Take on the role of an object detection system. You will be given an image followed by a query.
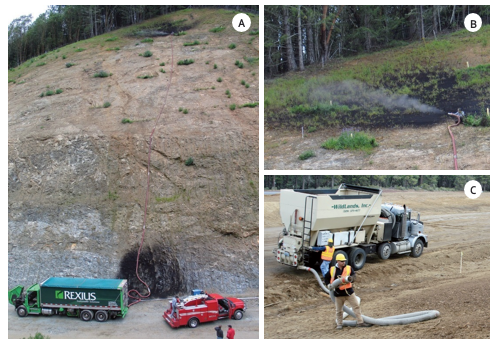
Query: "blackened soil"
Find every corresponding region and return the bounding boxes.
[118,245,185,299]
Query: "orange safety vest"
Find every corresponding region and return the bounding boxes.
[330,265,352,290]
[321,246,335,261]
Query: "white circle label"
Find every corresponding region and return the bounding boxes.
[232,13,251,32]
[464,180,482,199]
[464,13,482,32]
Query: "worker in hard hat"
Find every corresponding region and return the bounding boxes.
[311,238,335,277]
[325,253,370,329]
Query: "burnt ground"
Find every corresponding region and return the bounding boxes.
[264,191,490,339]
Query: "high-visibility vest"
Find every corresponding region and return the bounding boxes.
[321,246,335,261]
[330,265,352,290]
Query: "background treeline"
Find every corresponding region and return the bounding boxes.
[264,175,490,191]
[8,5,259,69]
[264,5,490,78]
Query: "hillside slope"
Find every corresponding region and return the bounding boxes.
[264,26,489,170]
[8,8,259,296]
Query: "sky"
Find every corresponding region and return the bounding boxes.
[6,4,51,26]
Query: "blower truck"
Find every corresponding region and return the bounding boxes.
[273,184,428,270]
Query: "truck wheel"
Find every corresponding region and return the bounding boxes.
[410,238,424,258]
[349,247,367,270]
[188,317,199,328]
[377,242,391,260]
[16,306,28,317]
[331,250,349,266]
[233,310,244,320]
[95,310,109,322]
[80,310,94,322]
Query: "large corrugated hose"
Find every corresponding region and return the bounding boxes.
[299,266,440,326]
[447,113,461,170]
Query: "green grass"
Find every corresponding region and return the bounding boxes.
[217,77,222,82]
[137,74,154,79]
[65,62,75,68]
[121,118,133,124]
[103,101,111,108]
[174,31,187,36]
[143,50,153,57]
[141,38,154,43]
[185,157,194,166]
[229,104,236,111]
[94,70,111,78]
[298,150,315,160]
[178,59,194,65]
[240,102,259,108]
[184,40,200,46]
[106,37,118,42]
[321,131,378,153]
[228,43,236,49]
[209,26,225,33]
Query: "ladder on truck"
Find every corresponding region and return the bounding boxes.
[302,195,316,266]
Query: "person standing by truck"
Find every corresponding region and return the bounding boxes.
[311,238,335,277]
[171,296,181,318]
[325,254,370,329]
[227,325,235,339]
[214,325,223,339]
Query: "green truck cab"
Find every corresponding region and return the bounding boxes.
[9,277,129,322]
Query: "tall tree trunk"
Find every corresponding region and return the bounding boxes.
[297,6,305,71]
[419,5,425,40]
[450,5,456,25]
[283,6,297,71]
[306,18,315,64]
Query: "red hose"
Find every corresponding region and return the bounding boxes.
[447,113,460,170]
[128,35,175,307]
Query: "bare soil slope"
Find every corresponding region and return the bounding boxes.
[8,8,259,300]
[264,191,490,339]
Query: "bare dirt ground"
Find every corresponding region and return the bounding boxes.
[264,191,490,339]
[7,292,259,339]
[264,124,490,170]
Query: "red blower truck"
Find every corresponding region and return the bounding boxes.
[163,290,246,328]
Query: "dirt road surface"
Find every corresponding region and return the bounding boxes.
[264,191,490,339]
[8,294,258,339]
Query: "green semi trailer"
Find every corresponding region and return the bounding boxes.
[8,277,129,322]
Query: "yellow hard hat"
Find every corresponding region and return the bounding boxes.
[335,253,347,261]
[328,238,334,243]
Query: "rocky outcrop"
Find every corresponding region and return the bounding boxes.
[8,9,259,296]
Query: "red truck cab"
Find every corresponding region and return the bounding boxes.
[163,292,246,328]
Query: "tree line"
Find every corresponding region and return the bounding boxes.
[264,5,490,78]
[8,5,259,69]
[264,175,490,192]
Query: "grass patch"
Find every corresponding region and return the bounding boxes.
[185,157,194,166]
[229,104,237,111]
[94,70,111,78]
[121,118,133,124]
[174,31,187,36]
[65,62,75,68]
[103,101,111,108]
[249,29,259,35]
[142,50,153,57]
[184,40,200,46]
[106,37,118,42]
[217,77,222,82]
[178,59,194,65]
[299,150,316,160]
[137,74,154,79]
[141,38,154,43]
[156,194,180,203]
[228,43,236,49]
[240,102,259,108]
[321,131,378,153]
[235,60,244,68]
[209,26,225,33]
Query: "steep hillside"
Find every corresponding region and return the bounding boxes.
[8,8,259,296]
[264,26,489,170]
